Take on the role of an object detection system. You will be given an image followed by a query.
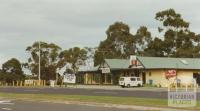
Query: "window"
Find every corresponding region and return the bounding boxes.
[130,78,136,81]
[137,78,140,81]
[149,72,151,76]
[119,78,124,81]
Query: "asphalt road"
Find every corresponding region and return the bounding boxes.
[0,99,140,111]
[0,87,167,99]
[0,87,199,100]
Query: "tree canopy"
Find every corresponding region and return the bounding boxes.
[94,9,200,66]
[0,58,25,83]
[94,22,152,66]
[25,42,62,81]
[59,47,87,72]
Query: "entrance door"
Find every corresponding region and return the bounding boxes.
[193,73,200,85]
[142,72,146,84]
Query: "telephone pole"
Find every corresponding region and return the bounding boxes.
[38,41,41,81]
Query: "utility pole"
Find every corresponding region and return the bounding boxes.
[38,41,41,81]
[96,49,111,84]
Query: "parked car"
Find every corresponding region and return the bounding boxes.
[119,77,143,88]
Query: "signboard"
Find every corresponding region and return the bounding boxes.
[130,55,136,65]
[130,55,138,66]
[63,73,76,83]
[50,80,55,87]
[101,68,110,73]
[131,60,138,65]
[166,70,176,78]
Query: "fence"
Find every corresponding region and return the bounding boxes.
[0,80,46,87]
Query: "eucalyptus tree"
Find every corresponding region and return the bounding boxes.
[94,22,153,66]
[0,58,25,83]
[144,37,165,57]
[59,47,87,72]
[94,22,135,66]
[155,8,196,57]
[25,42,62,81]
[134,26,152,55]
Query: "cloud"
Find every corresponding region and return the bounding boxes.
[0,0,200,67]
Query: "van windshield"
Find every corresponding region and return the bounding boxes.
[119,78,124,81]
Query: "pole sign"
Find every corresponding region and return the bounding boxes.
[50,80,55,87]
[63,73,76,84]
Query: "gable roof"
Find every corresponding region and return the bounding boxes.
[137,56,200,69]
[104,59,130,69]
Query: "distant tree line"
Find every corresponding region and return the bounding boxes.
[0,44,87,83]
[1,8,200,83]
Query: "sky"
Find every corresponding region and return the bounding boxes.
[0,0,200,67]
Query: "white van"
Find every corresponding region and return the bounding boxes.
[119,77,143,88]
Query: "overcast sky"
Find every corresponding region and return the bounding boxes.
[0,0,200,67]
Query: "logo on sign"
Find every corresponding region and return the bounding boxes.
[166,70,176,78]
[168,79,197,107]
[64,73,76,83]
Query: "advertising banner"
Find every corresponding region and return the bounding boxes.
[63,73,76,84]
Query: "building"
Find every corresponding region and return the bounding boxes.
[77,56,200,87]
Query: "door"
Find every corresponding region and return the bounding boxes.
[142,72,146,84]
[130,78,137,86]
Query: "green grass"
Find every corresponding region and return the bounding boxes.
[0,92,199,110]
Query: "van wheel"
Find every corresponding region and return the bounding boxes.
[127,84,130,88]
[137,84,141,87]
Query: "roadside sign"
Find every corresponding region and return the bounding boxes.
[50,80,55,87]
[101,68,110,73]
[63,73,76,83]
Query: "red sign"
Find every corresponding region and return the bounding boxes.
[165,70,176,78]
[131,60,138,65]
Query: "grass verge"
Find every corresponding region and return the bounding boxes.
[0,92,199,110]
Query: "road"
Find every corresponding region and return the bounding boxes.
[0,99,142,111]
[0,87,199,100]
[0,87,168,99]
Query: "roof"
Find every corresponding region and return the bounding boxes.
[78,66,99,72]
[104,59,130,69]
[79,56,200,73]
[137,56,200,69]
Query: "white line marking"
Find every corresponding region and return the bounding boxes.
[0,100,14,105]
[24,90,39,92]
[0,100,11,103]
[0,103,14,105]
[2,108,12,110]
[94,91,117,94]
